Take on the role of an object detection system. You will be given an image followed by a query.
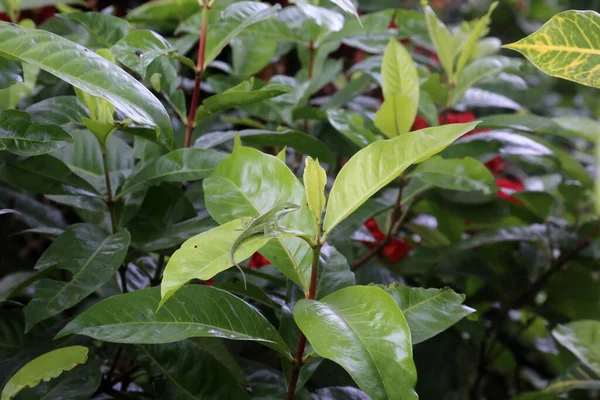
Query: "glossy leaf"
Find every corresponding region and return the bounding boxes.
[294,286,417,400]
[479,114,570,140]
[545,362,600,394]
[455,56,512,102]
[203,146,316,292]
[138,340,249,399]
[461,88,522,110]
[553,321,600,374]
[195,129,334,164]
[323,122,479,237]
[1,346,88,400]
[409,156,496,194]
[375,94,414,138]
[111,30,173,78]
[326,109,381,147]
[118,148,225,198]
[25,96,89,126]
[0,155,100,197]
[379,283,475,344]
[60,11,129,47]
[0,109,72,156]
[316,245,355,299]
[57,286,290,357]
[424,5,455,83]
[504,10,600,88]
[454,2,497,79]
[303,157,327,227]
[159,218,269,307]
[23,223,130,331]
[203,2,282,68]
[0,21,173,147]
[0,56,21,89]
[326,0,359,21]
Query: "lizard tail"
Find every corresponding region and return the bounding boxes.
[229,253,248,290]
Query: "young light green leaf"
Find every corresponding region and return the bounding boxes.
[553,321,600,374]
[303,157,327,227]
[381,39,419,120]
[23,224,130,331]
[378,283,476,344]
[159,218,270,308]
[503,10,600,89]
[1,346,88,400]
[0,21,173,148]
[374,93,414,138]
[0,0,20,22]
[203,147,316,293]
[0,109,72,156]
[57,286,291,357]
[408,156,496,194]
[294,286,417,400]
[424,5,455,83]
[323,122,479,237]
[454,2,497,79]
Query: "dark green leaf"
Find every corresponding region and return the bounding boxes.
[0,21,173,147]
[545,362,600,394]
[378,283,475,344]
[111,30,173,78]
[553,320,600,373]
[57,286,291,357]
[0,109,72,156]
[409,156,496,194]
[316,245,355,299]
[25,96,89,126]
[478,114,571,140]
[23,223,130,331]
[0,55,22,89]
[60,11,129,47]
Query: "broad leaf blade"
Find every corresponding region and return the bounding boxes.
[60,11,129,47]
[0,109,72,156]
[57,286,290,357]
[503,10,600,88]
[294,286,417,400]
[303,157,327,226]
[159,218,269,307]
[409,156,496,194]
[323,122,479,236]
[553,321,600,374]
[23,224,130,331]
[379,283,475,344]
[0,21,173,147]
[0,56,22,89]
[1,346,88,400]
[111,30,173,78]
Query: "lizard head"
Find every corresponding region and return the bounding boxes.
[276,202,300,218]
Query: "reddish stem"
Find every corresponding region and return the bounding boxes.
[184,4,209,148]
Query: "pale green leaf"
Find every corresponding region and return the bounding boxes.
[323,122,479,237]
[454,2,497,79]
[374,94,414,138]
[553,320,600,374]
[503,10,600,89]
[303,156,327,227]
[294,286,417,400]
[424,5,455,83]
[381,39,419,116]
[1,346,88,400]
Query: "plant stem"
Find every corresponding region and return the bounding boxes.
[101,145,118,233]
[286,241,322,400]
[184,3,210,148]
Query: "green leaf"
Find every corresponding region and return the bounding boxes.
[117,148,225,199]
[454,56,512,102]
[303,156,327,227]
[326,0,360,22]
[194,129,334,164]
[0,154,100,197]
[138,341,249,399]
[374,94,414,138]
[294,286,417,400]
[478,114,571,140]
[454,2,497,79]
[111,30,173,78]
[159,218,269,308]
[57,286,291,357]
[1,346,88,400]
[203,147,316,292]
[25,96,89,126]
[0,0,19,22]
[553,321,600,374]
[0,56,21,89]
[545,362,600,394]
[326,109,381,147]
[60,11,129,47]
[0,21,173,148]
[0,109,72,156]
[323,122,479,237]
[552,116,600,142]
[231,35,277,80]
[203,2,282,68]
[408,156,496,194]
[503,10,600,89]
[23,223,130,331]
[378,283,475,344]
[316,245,355,299]
[127,0,200,29]
[380,38,419,131]
[424,5,455,83]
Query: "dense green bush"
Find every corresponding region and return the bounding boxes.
[1,0,599,399]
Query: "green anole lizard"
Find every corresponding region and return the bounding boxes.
[229,202,300,289]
